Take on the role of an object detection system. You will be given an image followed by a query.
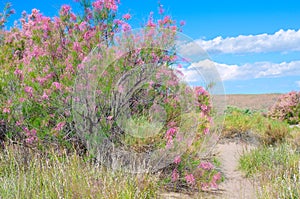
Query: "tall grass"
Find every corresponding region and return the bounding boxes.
[239,143,300,198]
[0,145,158,199]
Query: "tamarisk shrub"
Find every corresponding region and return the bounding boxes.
[268,91,300,125]
[0,0,221,191]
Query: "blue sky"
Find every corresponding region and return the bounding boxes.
[3,0,300,94]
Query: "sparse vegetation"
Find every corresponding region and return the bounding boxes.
[221,106,290,145]
[239,143,300,198]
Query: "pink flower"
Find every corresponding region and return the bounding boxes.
[107,116,113,120]
[203,127,209,135]
[185,174,195,185]
[195,86,206,95]
[122,23,131,32]
[61,5,71,15]
[212,172,222,182]
[171,169,179,182]
[210,181,218,189]
[166,127,177,137]
[83,30,95,41]
[198,161,214,170]
[73,42,82,52]
[9,9,15,14]
[55,122,66,131]
[70,13,77,21]
[25,128,38,144]
[170,26,177,32]
[166,138,173,149]
[30,129,37,136]
[174,156,181,164]
[36,77,47,85]
[201,182,209,191]
[163,16,171,24]
[122,13,131,20]
[79,21,87,31]
[147,12,156,28]
[201,104,208,111]
[180,20,186,26]
[42,92,49,100]
[159,4,164,15]
[3,107,10,113]
[14,68,23,81]
[95,0,118,11]
[52,82,62,90]
[16,120,23,126]
[106,1,118,11]
[24,86,33,96]
[92,0,104,10]
[114,19,123,25]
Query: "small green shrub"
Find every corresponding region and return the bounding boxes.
[222,106,290,145]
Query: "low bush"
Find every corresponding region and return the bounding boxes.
[222,106,290,145]
[268,91,300,125]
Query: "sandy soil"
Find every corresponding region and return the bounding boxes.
[214,141,257,199]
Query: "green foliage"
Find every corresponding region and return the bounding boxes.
[222,106,290,145]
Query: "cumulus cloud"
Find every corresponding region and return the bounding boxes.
[180,59,300,82]
[196,29,300,54]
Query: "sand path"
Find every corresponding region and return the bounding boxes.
[214,141,257,199]
[160,140,258,199]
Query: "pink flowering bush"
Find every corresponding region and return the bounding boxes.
[0,0,222,192]
[268,91,300,125]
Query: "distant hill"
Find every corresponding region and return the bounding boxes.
[225,93,281,112]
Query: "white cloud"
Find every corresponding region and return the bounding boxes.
[196,29,300,54]
[180,59,300,82]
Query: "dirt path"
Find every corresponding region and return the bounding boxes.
[160,140,258,199]
[214,141,257,199]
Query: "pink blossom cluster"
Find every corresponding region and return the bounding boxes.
[268,91,300,124]
[198,161,214,170]
[165,127,177,148]
[24,128,38,144]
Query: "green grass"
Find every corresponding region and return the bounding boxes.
[221,106,291,145]
[0,145,159,199]
[239,143,300,198]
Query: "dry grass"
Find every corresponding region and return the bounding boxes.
[0,144,159,199]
